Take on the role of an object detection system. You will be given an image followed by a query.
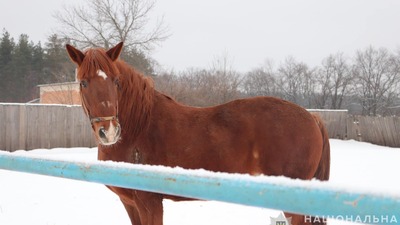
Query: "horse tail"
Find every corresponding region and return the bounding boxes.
[312,114,330,181]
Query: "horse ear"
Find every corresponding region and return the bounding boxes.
[66,44,85,66]
[107,42,123,61]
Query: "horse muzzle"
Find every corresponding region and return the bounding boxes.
[97,122,121,146]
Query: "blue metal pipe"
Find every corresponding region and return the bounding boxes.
[0,151,399,224]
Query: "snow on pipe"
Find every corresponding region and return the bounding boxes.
[0,151,399,223]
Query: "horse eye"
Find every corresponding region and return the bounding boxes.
[80,80,88,88]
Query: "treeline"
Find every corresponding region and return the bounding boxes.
[155,47,400,116]
[0,30,74,102]
[2,29,400,116]
[0,29,153,103]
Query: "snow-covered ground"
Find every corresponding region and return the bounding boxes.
[0,139,399,225]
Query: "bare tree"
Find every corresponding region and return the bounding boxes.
[154,53,242,107]
[180,69,217,106]
[54,0,169,51]
[208,53,242,105]
[169,68,241,107]
[276,56,316,107]
[353,46,400,116]
[315,53,353,109]
[242,60,277,97]
[154,71,194,104]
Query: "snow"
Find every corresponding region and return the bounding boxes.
[0,139,399,225]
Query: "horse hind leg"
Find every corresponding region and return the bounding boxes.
[122,201,142,225]
[282,117,330,225]
[305,114,330,225]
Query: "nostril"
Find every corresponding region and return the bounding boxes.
[99,127,106,139]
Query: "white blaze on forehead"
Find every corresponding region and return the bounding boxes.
[97,70,108,80]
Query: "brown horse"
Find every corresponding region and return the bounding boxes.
[66,42,330,225]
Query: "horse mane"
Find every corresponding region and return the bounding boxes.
[115,60,154,143]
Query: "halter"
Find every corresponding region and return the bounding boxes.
[90,115,118,124]
[85,102,119,125]
[79,84,119,125]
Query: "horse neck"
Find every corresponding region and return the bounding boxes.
[117,61,155,143]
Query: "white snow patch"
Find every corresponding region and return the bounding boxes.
[0,139,399,225]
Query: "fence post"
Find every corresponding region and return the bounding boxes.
[18,104,27,150]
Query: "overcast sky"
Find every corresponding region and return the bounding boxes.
[1,0,400,72]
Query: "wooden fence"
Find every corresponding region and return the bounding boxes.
[308,110,348,140]
[1,104,400,152]
[310,110,400,148]
[0,103,96,151]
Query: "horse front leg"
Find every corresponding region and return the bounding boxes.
[134,191,164,225]
[122,200,142,225]
[120,190,163,225]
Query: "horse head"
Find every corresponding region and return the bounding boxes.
[66,42,123,146]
